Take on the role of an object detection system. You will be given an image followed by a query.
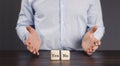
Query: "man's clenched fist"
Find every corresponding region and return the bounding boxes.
[82,26,101,55]
[25,25,41,56]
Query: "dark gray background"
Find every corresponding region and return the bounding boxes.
[0,0,120,50]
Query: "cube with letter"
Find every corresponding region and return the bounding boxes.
[51,50,60,60]
[61,50,70,60]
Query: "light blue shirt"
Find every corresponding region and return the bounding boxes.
[16,0,105,50]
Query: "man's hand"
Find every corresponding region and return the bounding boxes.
[25,25,41,56]
[82,26,101,55]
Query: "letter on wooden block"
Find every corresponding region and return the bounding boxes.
[61,50,70,60]
[51,50,60,60]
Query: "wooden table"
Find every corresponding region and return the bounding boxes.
[0,51,120,66]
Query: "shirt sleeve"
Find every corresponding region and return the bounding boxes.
[16,0,34,43]
[87,0,105,40]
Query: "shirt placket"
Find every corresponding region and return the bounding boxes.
[59,0,65,49]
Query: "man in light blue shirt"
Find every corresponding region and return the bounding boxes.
[16,0,105,55]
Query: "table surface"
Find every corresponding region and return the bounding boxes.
[0,50,120,66]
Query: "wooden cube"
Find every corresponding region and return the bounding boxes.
[61,50,70,60]
[51,50,60,60]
